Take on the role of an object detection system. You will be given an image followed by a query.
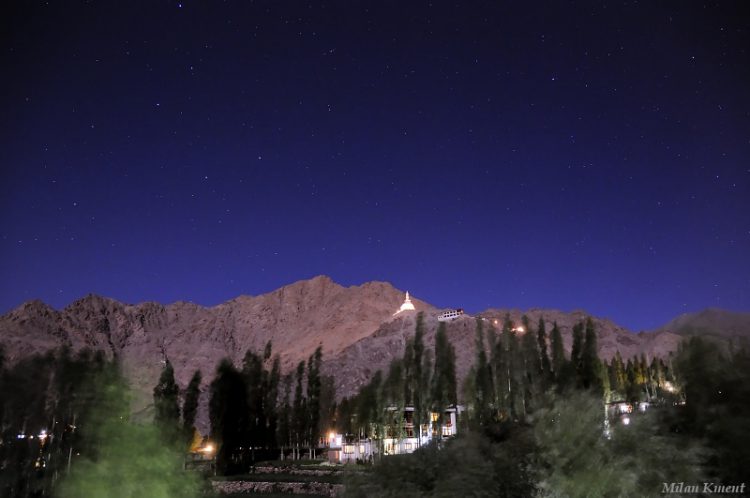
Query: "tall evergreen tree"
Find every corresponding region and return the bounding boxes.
[411,312,428,437]
[580,317,602,393]
[537,317,551,382]
[242,349,264,457]
[520,315,542,414]
[491,316,513,418]
[402,338,415,406]
[550,322,565,376]
[306,346,323,454]
[264,354,281,448]
[182,370,202,447]
[292,360,307,457]
[318,374,337,438]
[432,322,458,426]
[209,359,249,474]
[610,352,626,395]
[504,319,522,418]
[570,322,584,379]
[277,373,293,458]
[153,360,180,437]
[625,359,640,402]
[473,318,494,425]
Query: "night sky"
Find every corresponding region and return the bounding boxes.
[2,1,749,331]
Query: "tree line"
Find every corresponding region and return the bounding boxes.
[467,314,678,425]
[344,315,750,497]
[0,347,198,498]
[153,341,336,475]
[336,313,458,449]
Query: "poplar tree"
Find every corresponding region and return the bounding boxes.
[432,322,457,427]
[570,322,584,384]
[610,352,626,395]
[153,360,180,437]
[306,346,323,455]
[182,370,202,448]
[580,317,602,393]
[209,359,249,474]
[264,354,281,448]
[492,316,513,417]
[537,317,551,382]
[503,319,522,418]
[550,322,568,389]
[473,318,494,425]
[412,313,426,433]
[520,315,542,414]
[292,361,307,457]
[243,349,264,458]
[550,322,565,375]
[277,373,292,458]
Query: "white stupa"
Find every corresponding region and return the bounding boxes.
[394,291,416,315]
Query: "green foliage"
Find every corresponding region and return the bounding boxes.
[345,429,535,498]
[532,391,703,498]
[671,337,750,482]
[0,349,117,497]
[57,366,199,498]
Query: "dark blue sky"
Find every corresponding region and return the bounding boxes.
[1,1,748,331]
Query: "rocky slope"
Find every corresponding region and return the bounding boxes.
[1,276,747,432]
[654,308,750,340]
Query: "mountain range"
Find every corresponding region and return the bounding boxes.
[1,275,748,432]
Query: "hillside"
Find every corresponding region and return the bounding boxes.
[655,308,750,340]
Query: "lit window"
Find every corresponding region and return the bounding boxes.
[343,445,354,454]
[359,444,365,454]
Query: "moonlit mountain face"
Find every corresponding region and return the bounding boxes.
[0,276,747,432]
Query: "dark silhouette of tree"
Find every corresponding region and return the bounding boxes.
[550,322,567,388]
[276,373,293,458]
[432,322,458,428]
[570,322,584,387]
[497,316,522,418]
[609,352,626,396]
[182,370,202,448]
[209,359,249,474]
[264,353,281,448]
[153,359,180,438]
[537,317,551,383]
[306,346,323,456]
[292,360,307,458]
[242,349,264,460]
[580,317,602,393]
[473,318,494,425]
[520,315,542,414]
[411,313,427,438]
